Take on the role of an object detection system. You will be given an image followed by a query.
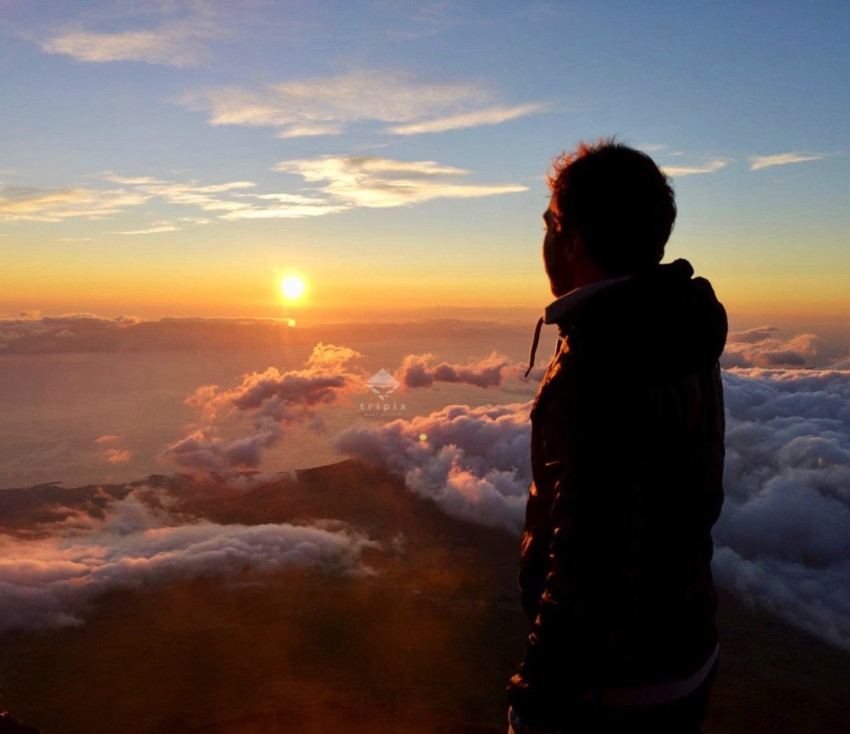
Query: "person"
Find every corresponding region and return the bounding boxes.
[507,140,727,733]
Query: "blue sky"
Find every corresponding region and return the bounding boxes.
[1,0,848,321]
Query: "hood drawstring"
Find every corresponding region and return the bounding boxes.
[524,316,544,378]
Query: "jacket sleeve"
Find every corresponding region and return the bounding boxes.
[507,361,644,727]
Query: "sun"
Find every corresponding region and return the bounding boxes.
[280,273,307,301]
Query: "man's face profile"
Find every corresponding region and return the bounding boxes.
[542,195,571,297]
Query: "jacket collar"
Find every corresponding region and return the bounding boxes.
[524,274,631,378]
[525,260,697,378]
[543,274,633,326]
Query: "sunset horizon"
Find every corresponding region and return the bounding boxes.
[1,2,849,732]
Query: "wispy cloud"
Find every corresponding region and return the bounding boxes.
[636,143,669,153]
[104,174,255,209]
[385,1,465,40]
[661,159,729,177]
[275,123,345,139]
[0,186,147,222]
[104,173,347,221]
[1,158,522,225]
[182,69,542,137]
[388,103,545,135]
[275,156,527,208]
[749,152,826,171]
[115,224,180,235]
[40,8,221,68]
[1,171,350,225]
[218,196,349,220]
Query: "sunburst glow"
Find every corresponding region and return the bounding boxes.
[280,274,307,301]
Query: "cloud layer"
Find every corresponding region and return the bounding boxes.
[0,489,378,632]
[714,368,850,649]
[338,368,850,651]
[0,313,140,350]
[722,326,823,368]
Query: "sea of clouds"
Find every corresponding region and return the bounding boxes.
[0,488,379,632]
[1,324,849,652]
[337,362,850,651]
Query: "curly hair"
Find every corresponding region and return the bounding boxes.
[548,139,676,277]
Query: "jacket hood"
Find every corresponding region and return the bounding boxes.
[544,259,727,371]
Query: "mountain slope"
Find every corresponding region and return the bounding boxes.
[0,460,847,733]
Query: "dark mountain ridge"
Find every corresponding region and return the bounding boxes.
[0,460,848,733]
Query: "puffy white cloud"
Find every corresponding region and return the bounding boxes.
[94,434,131,465]
[275,155,526,208]
[181,69,541,138]
[104,449,131,464]
[336,402,531,533]
[164,344,363,471]
[0,490,379,632]
[165,345,528,472]
[722,326,823,368]
[749,152,826,171]
[397,352,512,388]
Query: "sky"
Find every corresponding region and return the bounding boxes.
[2,5,850,723]
[1,0,848,324]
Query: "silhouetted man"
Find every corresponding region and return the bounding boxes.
[507,141,727,733]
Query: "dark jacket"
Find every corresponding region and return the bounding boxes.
[507,259,727,728]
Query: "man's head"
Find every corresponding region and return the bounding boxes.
[543,139,676,297]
